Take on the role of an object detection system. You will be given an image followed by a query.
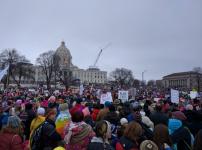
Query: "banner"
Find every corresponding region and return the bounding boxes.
[171,89,179,104]
[118,90,129,102]
[0,65,9,81]
[100,92,113,104]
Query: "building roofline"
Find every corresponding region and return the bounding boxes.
[163,71,202,79]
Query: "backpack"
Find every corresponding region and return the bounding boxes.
[30,121,47,150]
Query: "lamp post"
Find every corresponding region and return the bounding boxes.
[142,70,147,86]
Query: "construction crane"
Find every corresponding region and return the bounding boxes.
[91,43,111,68]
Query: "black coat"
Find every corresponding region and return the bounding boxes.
[171,126,192,150]
[40,119,62,150]
[149,112,169,126]
[88,142,114,150]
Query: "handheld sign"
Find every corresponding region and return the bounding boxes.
[118,91,129,102]
[190,91,198,99]
[171,89,179,104]
[100,92,113,104]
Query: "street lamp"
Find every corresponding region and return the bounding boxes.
[142,70,147,86]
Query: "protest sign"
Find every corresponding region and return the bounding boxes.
[171,89,179,104]
[190,91,198,99]
[100,92,113,104]
[79,84,84,95]
[154,98,161,102]
[118,90,129,102]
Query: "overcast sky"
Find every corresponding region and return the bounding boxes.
[0,0,201,80]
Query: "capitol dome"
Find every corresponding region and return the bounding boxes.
[55,41,72,69]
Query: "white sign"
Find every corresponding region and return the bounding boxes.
[100,92,113,104]
[171,89,179,104]
[79,84,84,96]
[118,91,129,102]
[154,98,161,102]
[190,91,198,99]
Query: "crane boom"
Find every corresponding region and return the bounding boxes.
[93,43,111,67]
[93,49,102,67]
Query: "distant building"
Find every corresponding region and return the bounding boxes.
[0,41,107,87]
[163,71,202,92]
[51,41,107,84]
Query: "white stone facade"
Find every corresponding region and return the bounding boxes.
[35,41,107,85]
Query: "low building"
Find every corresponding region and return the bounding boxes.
[163,71,202,92]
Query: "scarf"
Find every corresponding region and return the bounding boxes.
[64,121,92,144]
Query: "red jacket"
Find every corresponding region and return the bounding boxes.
[91,109,100,121]
[0,132,23,150]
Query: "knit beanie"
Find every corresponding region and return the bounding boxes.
[172,111,187,121]
[37,107,45,116]
[120,118,128,126]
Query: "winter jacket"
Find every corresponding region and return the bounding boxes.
[91,109,100,121]
[40,119,62,150]
[171,126,192,150]
[87,137,114,150]
[20,109,36,140]
[149,112,169,126]
[0,132,23,150]
[55,110,71,138]
[116,136,139,150]
[30,115,45,136]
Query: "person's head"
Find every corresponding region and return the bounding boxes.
[95,120,112,140]
[124,121,143,143]
[109,105,116,112]
[140,140,159,150]
[25,103,33,111]
[71,110,84,123]
[194,129,202,150]
[37,107,45,116]
[104,101,112,109]
[120,118,128,126]
[4,116,22,135]
[153,124,172,149]
[46,108,57,121]
[155,104,162,112]
[59,103,68,112]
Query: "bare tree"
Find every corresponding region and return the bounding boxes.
[36,50,55,90]
[193,67,202,73]
[156,80,163,88]
[52,53,73,90]
[110,68,134,88]
[133,79,140,88]
[147,80,156,87]
[0,49,33,88]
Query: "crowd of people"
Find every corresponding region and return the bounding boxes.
[0,86,202,150]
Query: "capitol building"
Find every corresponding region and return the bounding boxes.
[35,41,107,86]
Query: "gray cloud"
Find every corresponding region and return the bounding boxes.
[0,0,201,80]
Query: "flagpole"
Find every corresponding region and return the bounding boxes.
[6,65,10,89]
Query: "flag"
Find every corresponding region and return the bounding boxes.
[0,65,9,81]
